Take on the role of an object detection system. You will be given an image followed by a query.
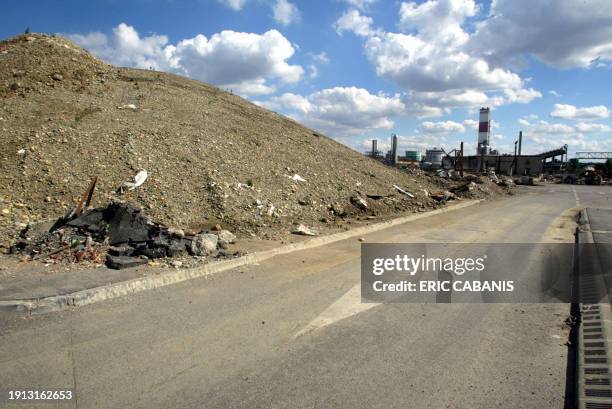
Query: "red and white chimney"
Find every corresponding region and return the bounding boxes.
[477,107,491,155]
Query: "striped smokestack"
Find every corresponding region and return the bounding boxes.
[477,107,491,155]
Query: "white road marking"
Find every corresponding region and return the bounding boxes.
[571,186,580,206]
[294,284,380,338]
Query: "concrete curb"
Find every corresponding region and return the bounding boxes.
[0,200,482,315]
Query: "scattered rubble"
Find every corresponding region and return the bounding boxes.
[350,195,368,211]
[121,169,148,192]
[0,32,515,265]
[392,185,415,198]
[430,191,456,202]
[190,233,218,256]
[291,223,318,236]
[11,197,239,269]
[291,174,306,182]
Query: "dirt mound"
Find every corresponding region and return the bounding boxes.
[0,33,509,251]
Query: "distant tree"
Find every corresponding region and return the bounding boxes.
[24,27,30,34]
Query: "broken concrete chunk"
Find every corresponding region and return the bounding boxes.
[430,191,456,202]
[217,230,236,249]
[166,239,188,257]
[118,103,137,110]
[350,195,368,211]
[104,203,153,245]
[266,204,275,217]
[66,209,105,233]
[51,73,63,81]
[291,223,318,236]
[190,233,218,256]
[105,255,147,270]
[291,174,306,182]
[329,203,346,217]
[108,245,135,257]
[451,182,477,193]
[298,196,313,206]
[166,227,185,238]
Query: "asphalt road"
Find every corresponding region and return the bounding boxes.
[0,184,610,409]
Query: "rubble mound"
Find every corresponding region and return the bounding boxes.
[14,202,238,269]
[0,33,510,252]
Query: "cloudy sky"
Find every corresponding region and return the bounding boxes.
[4,0,612,156]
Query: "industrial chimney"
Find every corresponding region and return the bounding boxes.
[477,107,491,155]
[391,134,398,165]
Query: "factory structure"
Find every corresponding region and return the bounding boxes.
[365,107,568,177]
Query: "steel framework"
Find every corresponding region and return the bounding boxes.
[575,152,612,159]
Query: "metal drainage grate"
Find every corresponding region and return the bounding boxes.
[584,327,604,333]
[586,368,609,375]
[579,302,612,409]
[586,402,612,409]
[587,378,611,386]
[585,358,608,364]
[586,389,612,398]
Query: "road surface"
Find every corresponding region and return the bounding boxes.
[1,184,610,408]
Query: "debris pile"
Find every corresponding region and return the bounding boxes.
[12,200,238,269]
[0,33,513,256]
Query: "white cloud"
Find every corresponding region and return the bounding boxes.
[340,0,378,11]
[334,9,373,37]
[399,0,478,44]
[256,87,404,136]
[548,90,561,97]
[308,64,318,79]
[310,51,330,64]
[575,122,612,133]
[469,0,612,68]
[307,52,329,80]
[69,24,304,96]
[359,1,540,113]
[68,24,169,70]
[550,104,610,120]
[462,119,478,130]
[217,0,248,11]
[409,90,489,109]
[502,88,542,104]
[518,118,612,153]
[420,120,465,134]
[365,31,522,93]
[257,92,312,113]
[272,0,300,26]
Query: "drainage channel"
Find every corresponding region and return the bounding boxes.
[576,214,612,409]
[578,304,612,409]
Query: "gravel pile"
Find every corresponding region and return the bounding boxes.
[0,33,510,253]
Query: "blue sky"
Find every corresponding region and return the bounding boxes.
[3,0,611,156]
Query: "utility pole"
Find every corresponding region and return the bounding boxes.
[459,141,464,177]
[513,141,518,176]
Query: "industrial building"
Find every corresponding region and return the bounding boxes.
[366,107,569,177]
[455,108,568,176]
